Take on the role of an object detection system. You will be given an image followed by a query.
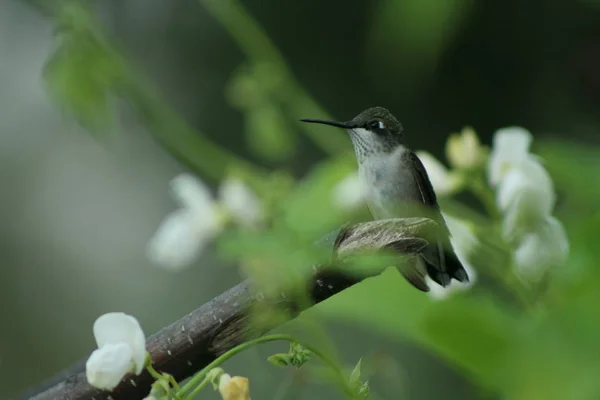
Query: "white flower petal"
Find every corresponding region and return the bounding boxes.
[218,373,232,392]
[488,127,533,186]
[170,174,221,232]
[498,158,555,239]
[416,151,458,195]
[332,172,368,210]
[218,178,263,226]
[497,157,554,211]
[514,216,569,282]
[86,343,134,390]
[146,209,211,270]
[93,313,146,374]
[444,213,478,256]
[170,173,214,211]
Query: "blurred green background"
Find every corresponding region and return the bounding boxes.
[2,0,600,399]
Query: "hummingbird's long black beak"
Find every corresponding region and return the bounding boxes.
[300,119,354,129]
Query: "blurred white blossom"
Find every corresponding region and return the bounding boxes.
[514,216,569,282]
[497,157,556,239]
[218,373,250,400]
[446,127,483,169]
[487,126,569,282]
[332,172,368,210]
[147,173,262,270]
[416,151,461,195]
[86,313,146,390]
[428,214,477,300]
[218,177,263,226]
[147,174,221,270]
[488,127,533,186]
[496,157,554,213]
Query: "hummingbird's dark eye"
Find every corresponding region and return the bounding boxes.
[368,120,384,130]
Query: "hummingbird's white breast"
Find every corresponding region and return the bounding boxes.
[357,144,419,219]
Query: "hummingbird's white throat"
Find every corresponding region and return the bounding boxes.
[348,127,397,161]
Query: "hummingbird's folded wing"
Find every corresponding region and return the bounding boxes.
[404,151,447,227]
[406,151,458,286]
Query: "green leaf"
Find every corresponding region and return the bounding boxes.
[349,358,362,386]
[289,342,313,367]
[356,380,370,400]
[44,3,123,135]
[267,353,293,368]
[281,156,358,239]
[318,268,519,392]
[217,228,330,269]
[419,295,517,387]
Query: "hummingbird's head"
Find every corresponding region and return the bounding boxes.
[301,107,404,157]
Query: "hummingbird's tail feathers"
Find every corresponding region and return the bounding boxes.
[452,267,470,282]
[424,251,468,287]
[419,242,452,287]
[446,251,470,283]
[425,263,451,287]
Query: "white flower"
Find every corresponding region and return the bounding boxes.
[428,214,477,300]
[218,177,263,226]
[332,172,368,210]
[488,127,533,186]
[147,174,221,270]
[86,313,146,391]
[416,151,461,195]
[446,127,483,169]
[496,157,554,212]
[514,216,569,282]
[498,158,555,240]
[147,174,262,270]
[218,373,250,400]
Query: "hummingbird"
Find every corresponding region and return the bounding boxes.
[301,107,469,291]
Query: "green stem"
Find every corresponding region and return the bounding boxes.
[146,363,164,381]
[121,67,268,187]
[184,376,211,400]
[178,334,351,399]
[469,179,500,219]
[50,1,270,189]
[146,362,182,399]
[500,267,534,310]
[198,0,349,155]
[168,374,182,392]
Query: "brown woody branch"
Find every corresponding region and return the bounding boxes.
[18,218,435,400]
